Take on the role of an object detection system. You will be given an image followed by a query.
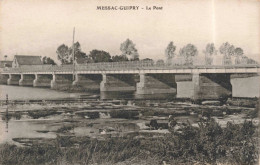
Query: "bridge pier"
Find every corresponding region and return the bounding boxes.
[175,73,232,100]
[136,73,176,94]
[175,74,196,99]
[231,73,260,98]
[19,74,35,86]
[0,74,9,84]
[7,74,21,85]
[72,74,102,91]
[33,74,52,87]
[100,74,136,92]
[51,74,73,90]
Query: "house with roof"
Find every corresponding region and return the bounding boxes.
[12,55,43,68]
[0,60,12,68]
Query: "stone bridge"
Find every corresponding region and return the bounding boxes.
[0,61,259,100]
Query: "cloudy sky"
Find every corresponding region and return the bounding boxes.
[0,0,259,62]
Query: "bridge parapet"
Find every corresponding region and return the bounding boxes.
[0,61,259,74]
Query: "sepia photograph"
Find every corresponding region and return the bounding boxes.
[0,0,259,164]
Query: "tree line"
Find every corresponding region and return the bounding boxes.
[53,39,139,65]
[42,39,257,65]
[165,42,257,65]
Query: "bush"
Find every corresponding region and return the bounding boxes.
[0,119,258,165]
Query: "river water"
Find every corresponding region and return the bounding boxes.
[0,85,81,101]
[0,85,176,101]
[0,85,176,144]
[0,85,255,145]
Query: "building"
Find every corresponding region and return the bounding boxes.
[12,55,43,68]
[0,61,12,68]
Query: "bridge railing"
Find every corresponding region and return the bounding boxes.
[1,61,259,73]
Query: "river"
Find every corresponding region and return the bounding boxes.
[0,85,256,145]
[0,85,176,101]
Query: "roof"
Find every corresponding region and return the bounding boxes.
[14,55,43,65]
[0,61,12,68]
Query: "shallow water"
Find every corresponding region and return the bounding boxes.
[0,85,80,100]
[0,118,57,144]
[0,85,256,145]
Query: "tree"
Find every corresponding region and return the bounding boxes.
[141,58,154,65]
[179,44,198,65]
[70,42,87,64]
[120,39,139,61]
[156,59,165,66]
[56,44,69,64]
[234,47,244,64]
[165,41,176,65]
[89,50,112,63]
[203,43,217,65]
[42,56,56,65]
[219,42,235,65]
[247,58,258,64]
[111,55,128,62]
[56,42,87,64]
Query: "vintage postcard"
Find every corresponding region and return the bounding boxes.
[0,0,259,164]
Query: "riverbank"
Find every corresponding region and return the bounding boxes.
[0,84,259,164]
[0,119,258,165]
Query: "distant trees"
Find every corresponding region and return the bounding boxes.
[218,42,257,65]
[203,43,217,65]
[165,41,176,65]
[70,42,87,63]
[233,47,243,64]
[111,55,128,62]
[55,40,257,66]
[120,39,139,61]
[56,44,69,64]
[42,56,56,65]
[179,44,198,65]
[56,42,86,64]
[219,42,235,65]
[156,59,165,66]
[89,50,112,63]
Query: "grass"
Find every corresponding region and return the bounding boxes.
[0,119,258,165]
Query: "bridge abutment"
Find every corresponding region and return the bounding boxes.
[7,74,21,85]
[136,73,176,94]
[231,73,259,98]
[72,74,102,91]
[100,74,136,92]
[51,74,73,90]
[33,74,52,87]
[0,74,9,84]
[19,74,35,86]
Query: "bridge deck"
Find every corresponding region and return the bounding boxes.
[1,61,259,74]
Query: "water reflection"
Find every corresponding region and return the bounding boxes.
[100,91,176,100]
[0,85,180,145]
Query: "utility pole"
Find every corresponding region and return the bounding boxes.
[5,94,8,133]
[72,27,75,80]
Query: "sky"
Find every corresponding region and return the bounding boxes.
[0,0,259,63]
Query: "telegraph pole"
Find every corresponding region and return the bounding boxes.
[72,27,75,80]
